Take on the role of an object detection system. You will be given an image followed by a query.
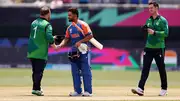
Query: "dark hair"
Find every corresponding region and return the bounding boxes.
[40,6,50,16]
[149,1,159,8]
[68,8,79,17]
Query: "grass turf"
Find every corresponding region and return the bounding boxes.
[0,68,179,88]
[0,68,180,101]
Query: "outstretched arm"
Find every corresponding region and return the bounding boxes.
[58,38,70,48]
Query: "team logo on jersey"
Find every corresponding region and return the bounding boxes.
[156,22,159,26]
[70,29,72,34]
[147,23,150,27]
[156,19,160,26]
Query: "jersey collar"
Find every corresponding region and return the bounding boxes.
[39,17,48,21]
[150,15,161,20]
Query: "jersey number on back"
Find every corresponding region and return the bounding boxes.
[33,26,38,38]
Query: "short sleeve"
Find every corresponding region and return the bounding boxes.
[81,23,92,36]
[65,28,70,38]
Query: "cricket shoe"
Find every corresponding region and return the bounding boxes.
[32,90,44,96]
[131,87,144,96]
[82,92,93,97]
[159,89,167,96]
[69,92,82,96]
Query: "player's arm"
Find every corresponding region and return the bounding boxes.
[77,34,93,43]
[46,24,57,49]
[154,19,169,37]
[57,29,70,48]
[51,43,57,49]
[75,24,93,47]
[58,38,70,47]
[46,24,54,43]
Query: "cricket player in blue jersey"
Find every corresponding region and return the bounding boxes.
[58,8,93,97]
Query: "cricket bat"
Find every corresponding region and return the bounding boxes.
[73,22,103,50]
[89,38,103,50]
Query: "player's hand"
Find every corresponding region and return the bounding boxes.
[147,28,155,35]
[75,41,81,47]
[53,35,57,39]
[51,44,58,51]
[54,45,60,51]
[56,44,62,50]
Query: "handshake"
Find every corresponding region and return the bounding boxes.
[51,35,65,51]
[51,35,89,54]
[53,35,65,44]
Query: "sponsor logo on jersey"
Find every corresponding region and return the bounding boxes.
[71,34,80,38]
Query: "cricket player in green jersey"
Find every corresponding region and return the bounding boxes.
[132,2,168,96]
[27,6,58,96]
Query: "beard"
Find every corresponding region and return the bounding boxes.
[68,19,74,22]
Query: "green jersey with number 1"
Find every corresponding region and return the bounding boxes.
[27,18,54,60]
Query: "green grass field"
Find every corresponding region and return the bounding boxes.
[0,68,179,101]
[0,68,180,87]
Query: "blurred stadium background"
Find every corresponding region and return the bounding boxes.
[0,0,180,101]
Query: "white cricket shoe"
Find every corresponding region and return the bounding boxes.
[32,90,44,96]
[82,92,93,97]
[69,92,82,96]
[131,87,144,96]
[159,89,167,96]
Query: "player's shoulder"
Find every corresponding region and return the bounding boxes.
[31,19,38,25]
[41,18,50,25]
[31,18,50,26]
[146,17,152,23]
[160,16,166,20]
[159,16,168,25]
[78,20,89,27]
[66,24,72,30]
[160,16,167,21]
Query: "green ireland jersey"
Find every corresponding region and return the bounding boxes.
[145,15,169,48]
[27,18,54,60]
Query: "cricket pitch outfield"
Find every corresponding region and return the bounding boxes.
[0,68,179,101]
[0,87,180,101]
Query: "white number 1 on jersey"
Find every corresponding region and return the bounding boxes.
[33,26,38,38]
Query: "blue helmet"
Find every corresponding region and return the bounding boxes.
[68,47,80,62]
